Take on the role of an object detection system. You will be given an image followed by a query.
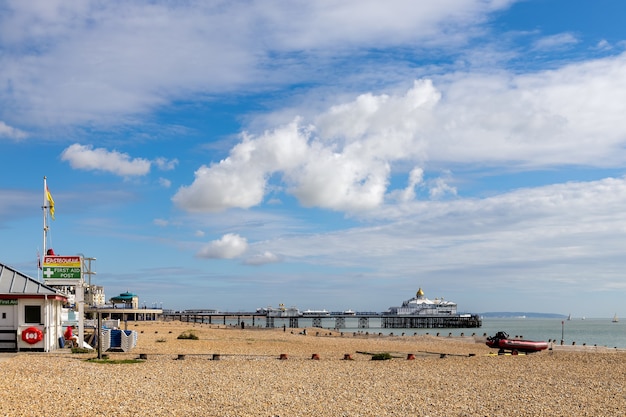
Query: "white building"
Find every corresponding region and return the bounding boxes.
[258,303,300,317]
[86,285,106,306]
[387,288,458,315]
[0,262,68,352]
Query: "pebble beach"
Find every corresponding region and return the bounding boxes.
[1,320,625,416]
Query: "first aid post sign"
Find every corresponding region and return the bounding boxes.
[42,256,82,280]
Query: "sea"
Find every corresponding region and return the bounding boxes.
[476,317,625,349]
[220,316,626,349]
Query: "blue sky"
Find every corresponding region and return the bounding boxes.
[2,0,626,317]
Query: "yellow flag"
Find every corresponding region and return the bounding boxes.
[46,186,55,220]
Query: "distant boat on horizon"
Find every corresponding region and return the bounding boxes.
[567,313,572,321]
[613,313,619,323]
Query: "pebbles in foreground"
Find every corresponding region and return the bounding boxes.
[1,321,625,416]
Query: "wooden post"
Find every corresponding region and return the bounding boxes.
[97,311,102,359]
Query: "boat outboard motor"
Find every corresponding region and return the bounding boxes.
[487,331,509,343]
[494,331,509,340]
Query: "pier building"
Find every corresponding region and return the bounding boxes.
[382,288,481,328]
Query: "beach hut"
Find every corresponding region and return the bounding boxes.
[0,261,68,352]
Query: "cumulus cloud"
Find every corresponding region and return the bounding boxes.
[0,121,27,140]
[174,55,626,214]
[173,81,438,213]
[172,122,310,212]
[288,149,390,211]
[61,144,151,176]
[172,162,267,212]
[61,143,179,177]
[196,233,248,259]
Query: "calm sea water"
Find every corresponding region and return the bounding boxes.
[478,318,625,348]
[222,316,626,348]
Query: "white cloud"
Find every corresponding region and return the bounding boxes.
[61,144,151,176]
[196,233,248,259]
[153,218,168,227]
[261,0,506,50]
[391,167,424,202]
[287,147,390,211]
[244,251,281,266]
[435,53,626,166]
[596,39,612,51]
[0,121,27,140]
[172,162,267,213]
[175,54,626,214]
[428,177,457,199]
[61,144,179,178]
[246,176,626,299]
[173,81,440,213]
[533,32,579,51]
[154,157,178,171]
[173,122,310,212]
[0,1,513,129]
[158,177,172,188]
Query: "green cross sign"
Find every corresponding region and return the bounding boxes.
[42,266,81,279]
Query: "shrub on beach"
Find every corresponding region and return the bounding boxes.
[177,330,199,340]
[371,352,393,360]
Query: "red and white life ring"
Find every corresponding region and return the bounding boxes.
[21,327,43,344]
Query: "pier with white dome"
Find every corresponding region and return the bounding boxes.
[163,288,481,329]
[381,288,481,328]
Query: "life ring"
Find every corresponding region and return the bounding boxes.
[21,327,43,344]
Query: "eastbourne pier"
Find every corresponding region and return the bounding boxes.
[161,288,482,329]
[162,310,481,329]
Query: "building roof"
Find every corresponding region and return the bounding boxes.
[110,292,137,302]
[0,261,67,298]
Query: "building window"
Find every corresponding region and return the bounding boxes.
[24,305,41,324]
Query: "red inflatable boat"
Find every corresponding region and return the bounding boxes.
[486,331,549,353]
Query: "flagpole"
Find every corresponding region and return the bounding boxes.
[43,176,48,256]
[37,249,41,281]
